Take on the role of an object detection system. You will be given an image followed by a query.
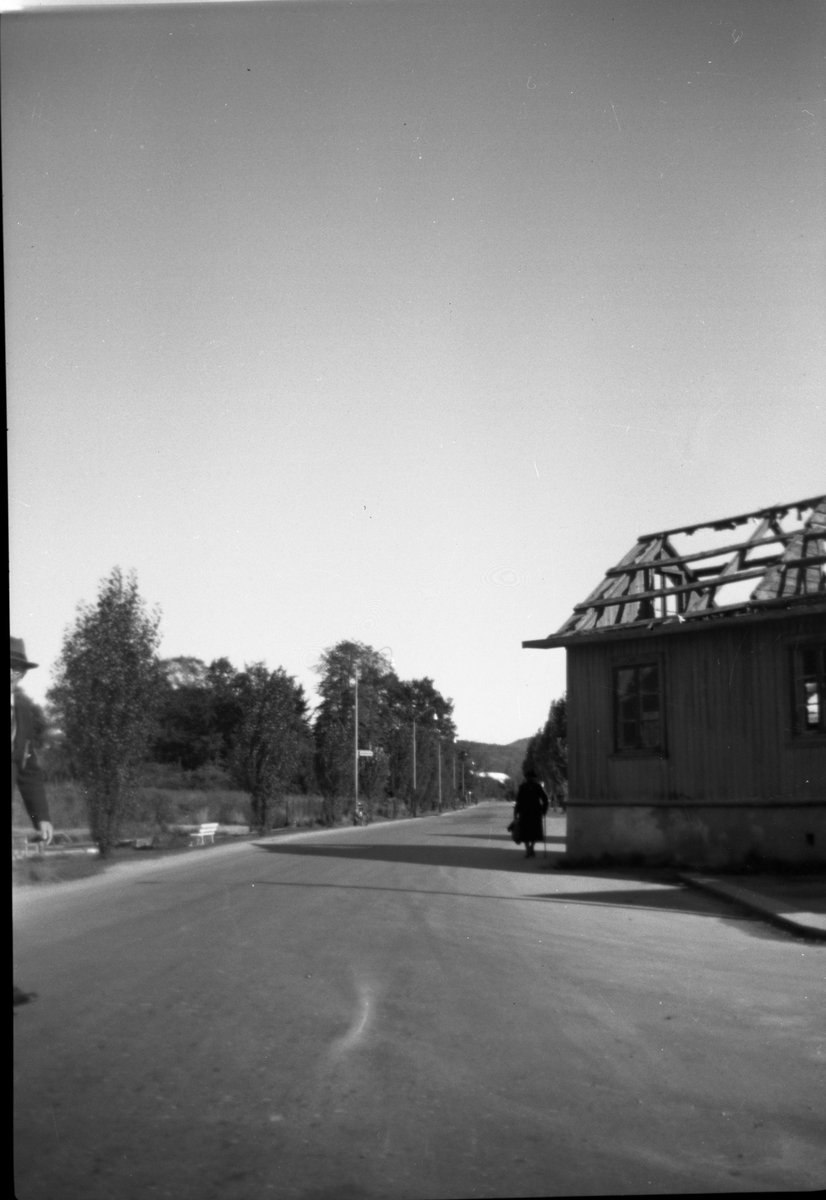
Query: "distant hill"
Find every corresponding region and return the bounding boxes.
[456,737,531,781]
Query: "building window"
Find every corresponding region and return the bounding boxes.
[614,663,663,753]
[793,645,826,736]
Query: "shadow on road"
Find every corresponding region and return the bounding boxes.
[538,886,725,914]
[531,884,799,941]
[252,844,796,940]
[253,839,567,872]
[439,832,547,843]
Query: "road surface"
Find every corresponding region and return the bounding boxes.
[13,802,825,1198]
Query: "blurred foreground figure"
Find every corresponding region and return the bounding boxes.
[12,636,53,1009]
[11,636,53,847]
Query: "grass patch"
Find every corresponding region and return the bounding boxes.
[13,780,427,890]
[12,853,105,886]
[13,783,336,846]
[11,781,255,835]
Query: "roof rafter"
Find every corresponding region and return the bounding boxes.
[526,495,826,647]
[637,495,825,542]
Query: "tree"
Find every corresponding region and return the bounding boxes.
[313,641,395,823]
[385,677,456,815]
[523,695,568,809]
[153,658,219,771]
[48,568,162,855]
[312,641,457,821]
[162,656,208,689]
[205,657,245,766]
[229,664,311,834]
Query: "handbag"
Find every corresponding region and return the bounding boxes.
[507,814,522,845]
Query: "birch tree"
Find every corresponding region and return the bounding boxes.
[49,568,162,855]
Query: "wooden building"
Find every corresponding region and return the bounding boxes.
[524,496,826,868]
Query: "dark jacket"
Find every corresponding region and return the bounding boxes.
[514,777,549,844]
[12,691,50,828]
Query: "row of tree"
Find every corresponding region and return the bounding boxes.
[42,569,470,853]
[522,695,568,809]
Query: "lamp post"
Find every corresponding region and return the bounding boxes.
[412,707,431,792]
[436,731,442,812]
[412,706,437,814]
[458,749,468,805]
[352,666,359,812]
[451,739,457,808]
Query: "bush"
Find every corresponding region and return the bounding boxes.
[139,788,249,828]
[11,782,253,837]
[136,760,234,792]
[12,781,394,847]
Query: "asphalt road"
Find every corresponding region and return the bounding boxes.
[13,803,825,1199]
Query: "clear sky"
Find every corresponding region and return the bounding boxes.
[5,0,825,743]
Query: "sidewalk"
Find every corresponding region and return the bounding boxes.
[680,872,826,940]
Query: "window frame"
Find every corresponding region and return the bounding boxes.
[790,640,826,742]
[611,656,667,758]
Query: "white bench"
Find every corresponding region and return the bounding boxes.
[12,834,42,860]
[189,823,219,847]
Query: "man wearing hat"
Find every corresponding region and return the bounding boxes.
[11,636,53,846]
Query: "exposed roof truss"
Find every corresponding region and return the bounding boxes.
[531,495,826,645]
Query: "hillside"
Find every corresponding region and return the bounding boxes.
[456,737,531,781]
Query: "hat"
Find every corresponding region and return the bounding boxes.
[10,637,38,670]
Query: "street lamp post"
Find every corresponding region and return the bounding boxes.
[458,749,468,805]
[436,733,442,812]
[412,713,418,794]
[412,706,438,815]
[353,666,359,813]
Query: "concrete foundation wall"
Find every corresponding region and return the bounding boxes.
[567,803,826,869]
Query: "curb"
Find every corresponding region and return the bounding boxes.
[680,873,826,941]
[13,806,472,907]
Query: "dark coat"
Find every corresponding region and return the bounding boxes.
[514,777,549,844]
[12,691,50,828]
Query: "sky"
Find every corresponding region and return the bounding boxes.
[5,0,825,743]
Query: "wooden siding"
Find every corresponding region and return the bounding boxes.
[567,611,826,806]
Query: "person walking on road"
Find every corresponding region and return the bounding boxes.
[514,768,549,859]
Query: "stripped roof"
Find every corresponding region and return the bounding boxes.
[524,494,826,649]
